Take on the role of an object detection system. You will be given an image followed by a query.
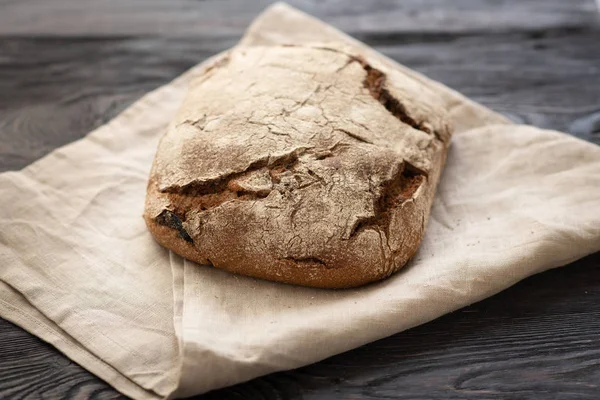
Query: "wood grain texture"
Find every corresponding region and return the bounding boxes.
[0,0,597,36]
[0,318,125,400]
[2,29,599,172]
[0,0,599,399]
[0,36,236,171]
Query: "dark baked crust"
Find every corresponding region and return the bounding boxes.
[144,45,451,288]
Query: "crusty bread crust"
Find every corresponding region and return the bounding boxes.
[144,45,451,288]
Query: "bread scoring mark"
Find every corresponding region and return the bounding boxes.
[163,149,305,195]
[155,210,194,243]
[281,45,444,143]
[348,161,425,241]
[160,149,308,219]
[358,58,441,140]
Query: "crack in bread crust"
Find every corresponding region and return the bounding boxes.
[348,161,426,241]
[359,58,441,140]
[161,150,305,218]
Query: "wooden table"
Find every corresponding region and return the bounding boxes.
[1,1,599,398]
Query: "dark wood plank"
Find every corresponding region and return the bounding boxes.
[0,0,597,36]
[0,319,125,400]
[1,0,599,399]
[2,27,598,173]
[0,36,236,172]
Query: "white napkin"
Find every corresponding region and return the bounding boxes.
[1,4,599,399]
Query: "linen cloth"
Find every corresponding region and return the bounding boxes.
[1,4,599,399]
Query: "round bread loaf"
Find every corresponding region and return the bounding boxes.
[144,44,452,288]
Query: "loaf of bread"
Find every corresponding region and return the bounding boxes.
[144,44,452,288]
